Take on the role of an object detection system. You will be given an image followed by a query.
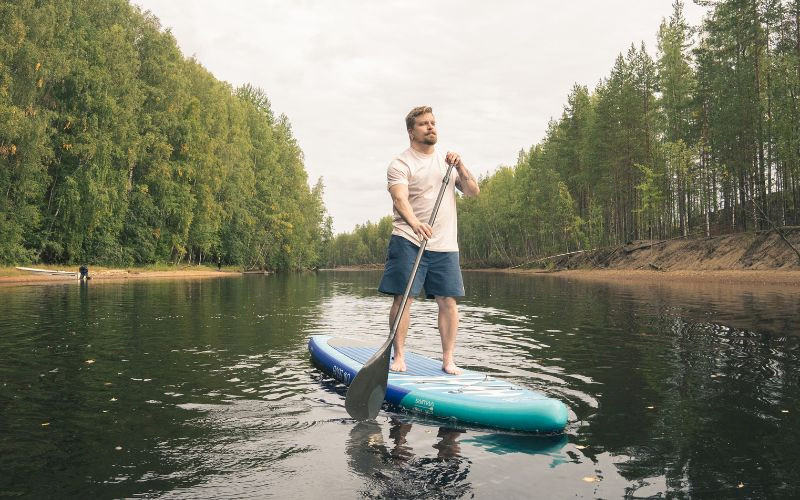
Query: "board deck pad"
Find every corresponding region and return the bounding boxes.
[309,335,568,433]
[332,345,451,378]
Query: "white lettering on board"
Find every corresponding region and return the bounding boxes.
[414,398,435,414]
[332,365,351,384]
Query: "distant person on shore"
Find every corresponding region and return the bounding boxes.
[377,106,480,375]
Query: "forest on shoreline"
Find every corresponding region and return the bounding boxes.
[1,0,330,270]
[3,1,799,271]
[328,0,800,268]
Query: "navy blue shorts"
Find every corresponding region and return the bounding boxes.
[378,235,465,299]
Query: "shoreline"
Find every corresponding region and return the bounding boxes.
[326,266,800,287]
[3,265,799,288]
[0,267,241,286]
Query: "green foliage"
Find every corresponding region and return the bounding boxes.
[327,216,392,266]
[0,0,328,269]
[334,0,800,267]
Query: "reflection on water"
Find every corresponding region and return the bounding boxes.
[0,271,798,498]
[346,420,472,499]
[344,418,570,499]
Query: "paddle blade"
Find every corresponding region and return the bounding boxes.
[344,347,391,420]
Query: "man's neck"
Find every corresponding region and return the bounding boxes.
[410,142,435,155]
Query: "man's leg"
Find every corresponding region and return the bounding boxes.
[435,296,461,375]
[389,294,413,372]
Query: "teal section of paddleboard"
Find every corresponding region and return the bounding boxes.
[308,335,568,433]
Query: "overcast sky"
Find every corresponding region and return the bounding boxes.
[132,1,708,234]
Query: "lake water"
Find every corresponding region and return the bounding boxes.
[1,271,798,498]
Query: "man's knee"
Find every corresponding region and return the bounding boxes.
[394,295,413,306]
[435,296,457,312]
[392,295,413,316]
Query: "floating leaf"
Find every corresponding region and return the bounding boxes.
[582,476,597,483]
[41,422,50,427]
[110,397,118,402]
[575,445,587,450]
[115,446,123,451]
[85,359,95,365]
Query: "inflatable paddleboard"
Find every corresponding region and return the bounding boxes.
[308,335,568,433]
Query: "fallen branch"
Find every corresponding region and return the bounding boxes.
[773,228,800,264]
[510,249,592,269]
[623,235,686,254]
[754,203,800,265]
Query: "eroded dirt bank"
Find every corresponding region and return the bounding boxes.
[484,228,800,287]
[548,228,800,272]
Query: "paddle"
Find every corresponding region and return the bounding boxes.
[344,161,456,421]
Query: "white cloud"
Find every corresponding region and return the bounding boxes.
[133,0,708,233]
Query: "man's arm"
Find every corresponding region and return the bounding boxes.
[389,183,433,240]
[445,151,480,197]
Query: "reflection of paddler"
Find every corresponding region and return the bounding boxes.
[387,419,464,460]
[432,427,465,459]
[346,419,473,498]
[389,418,413,461]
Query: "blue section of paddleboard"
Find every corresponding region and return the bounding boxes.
[308,335,569,433]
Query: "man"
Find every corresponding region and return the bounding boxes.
[378,106,480,375]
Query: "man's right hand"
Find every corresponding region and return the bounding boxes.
[411,220,433,241]
[390,183,433,241]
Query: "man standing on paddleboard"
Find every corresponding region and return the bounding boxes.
[378,106,480,375]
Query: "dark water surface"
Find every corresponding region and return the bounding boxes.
[1,271,798,498]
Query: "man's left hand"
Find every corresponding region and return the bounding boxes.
[445,152,463,170]
[446,151,480,198]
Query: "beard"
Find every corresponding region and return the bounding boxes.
[422,133,437,145]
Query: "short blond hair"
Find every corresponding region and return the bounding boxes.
[405,106,433,130]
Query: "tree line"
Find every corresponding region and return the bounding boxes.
[330,0,800,267]
[1,0,328,270]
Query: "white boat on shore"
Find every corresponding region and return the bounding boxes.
[15,267,78,277]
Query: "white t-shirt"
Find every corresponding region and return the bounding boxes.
[387,147,460,252]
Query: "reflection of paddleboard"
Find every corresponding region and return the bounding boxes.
[462,432,568,455]
[308,335,569,433]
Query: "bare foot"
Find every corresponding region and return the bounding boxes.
[442,361,462,375]
[390,357,407,372]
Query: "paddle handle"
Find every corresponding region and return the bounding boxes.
[388,162,456,341]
